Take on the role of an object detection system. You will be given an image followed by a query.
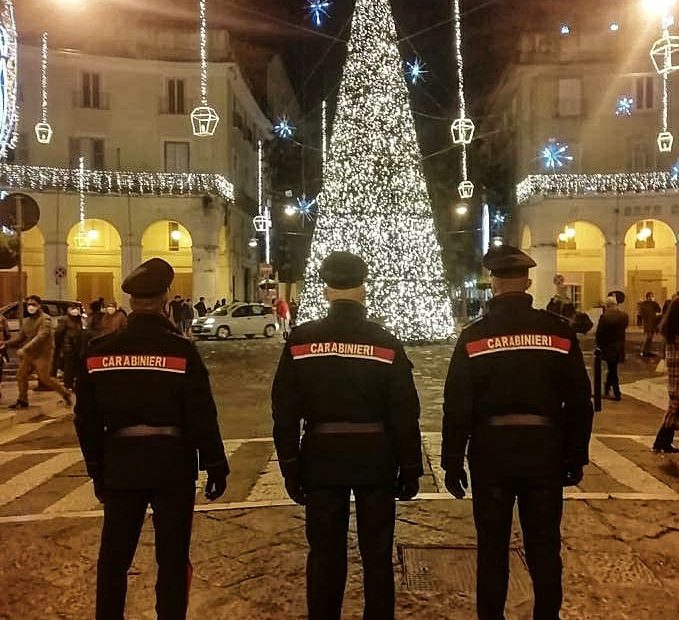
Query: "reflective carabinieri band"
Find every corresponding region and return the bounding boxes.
[486,414,554,427]
[311,421,385,434]
[111,425,182,438]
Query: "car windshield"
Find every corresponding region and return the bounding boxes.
[208,306,230,317]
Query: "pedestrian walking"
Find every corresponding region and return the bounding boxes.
[289,298,298,326]
[7,295,73,409]
[88,300,106,338]
[54,304,86,391]
[272,251,423,620]
[595,296,629,401]
[0,313,9,401]
[181,298,195,336]
[442,245,594,620]
[653,298,679,453]
[194,297,207,317]
[101,302,127,335]
[639,292,662,357]
[74,258,229,620]
[273,297,291,337]
[168,294,184,328]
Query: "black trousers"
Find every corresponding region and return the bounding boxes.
[471,473,563,620]
[96,485,195,620]
[604,360,620,398]
[305,485,396,620]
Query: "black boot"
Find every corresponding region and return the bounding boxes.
[653,427,679,453]
[9,400,29,409]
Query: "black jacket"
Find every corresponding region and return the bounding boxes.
[74,311,227,488]
[442,293,593,475]
[595,308,629,363]
[272,300,423,488]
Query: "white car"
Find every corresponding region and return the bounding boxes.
[191,303,278,340]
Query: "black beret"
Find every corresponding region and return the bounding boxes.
[122,258,174,298]
[319,251,368,289]
[483,245,536,277]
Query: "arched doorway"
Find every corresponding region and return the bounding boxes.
[625,219,676,307]
[67,219,122,305]
[520,226,532,253]
[141,220,193,299]
[0,226,45,305]
[556,221,606,311]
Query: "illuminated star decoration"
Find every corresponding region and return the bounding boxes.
[671,159,679,181]
[273,116,295,140]
[296,195,317,220]
[615,95,634,117]
[405,57,428,85]
[492,211,507,228]
[306,1,332,28]
[540,139,573,172]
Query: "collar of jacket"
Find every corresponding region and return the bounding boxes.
[488,292,533,314]
[127,311,175,331]
[328,300,367,321]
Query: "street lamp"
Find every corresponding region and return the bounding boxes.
[248,238,258,248]
[284,204,297,217]
[643,0,677,17]
[455,204,469,216]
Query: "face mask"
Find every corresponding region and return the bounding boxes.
[68,309,81,317]
[27,305,39,315]
[106,307,116,315]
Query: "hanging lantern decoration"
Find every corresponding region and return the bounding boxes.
[650,15,679,153]
[253,214,269,233]
[34,32,52,145]
[451,117,475,145]
[458,180,474,200]
[658,131,674,152]
[190,0,219,137]
[0,0,19,158]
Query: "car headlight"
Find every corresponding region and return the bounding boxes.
[205,318,215,325]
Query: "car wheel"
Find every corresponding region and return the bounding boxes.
[264,324,276,338]
[245,334,255,339]
[217,326,231,340]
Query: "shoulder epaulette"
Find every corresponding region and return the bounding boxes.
[540,309,571,326]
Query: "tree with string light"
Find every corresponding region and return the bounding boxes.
[297,0,454,342]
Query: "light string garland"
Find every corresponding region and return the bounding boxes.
[190,0,220,137]
[0,163,235,201]
[0,0,19,158]
[297,0,454,342]
[34,31,52,145]
[78,156,87,230]
[517,172,679,204]
[321,99,327,175]
[450,0,475,200]
[252,139,272,262]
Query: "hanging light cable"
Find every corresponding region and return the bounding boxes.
[34,32,52,144]
[190,0,220,136]
[78,156,87,231]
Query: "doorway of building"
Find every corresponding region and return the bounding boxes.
[76,272,114,305]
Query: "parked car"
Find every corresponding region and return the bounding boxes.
[191,303,278,340]
[0,300,85,333]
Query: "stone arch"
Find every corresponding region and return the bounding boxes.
[624,219,676,305]
[556,220,606,310]
[0,226,45,305]
[141,220,193,299]
[67,219,122,306]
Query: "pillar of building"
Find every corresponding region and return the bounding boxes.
[675,242,679,296]
[530,243,557,309]
[605,241,626,296]
[120,240,142,307]
[192,245,219,302]
[43,240,69,300]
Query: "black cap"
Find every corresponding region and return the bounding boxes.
[483,245,536,277]
[122,258,174,298]
[319,251,368,289]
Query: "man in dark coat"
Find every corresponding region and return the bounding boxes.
[75,258,229,620]
[595,297,629,401]
[272,251,423,620]
[639,292,661,356]
[442,245,594,620]
[194,297,208,317]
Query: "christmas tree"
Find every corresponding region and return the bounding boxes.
[297,0,454,341]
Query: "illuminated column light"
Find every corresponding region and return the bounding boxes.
[0,0,19,157]
[190,0,220,137]
[34,32,52,145]
[451,0,475,199]
[322,99,328,176]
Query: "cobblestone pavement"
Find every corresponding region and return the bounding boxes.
[0,337,677,619]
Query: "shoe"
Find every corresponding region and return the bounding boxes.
[654,445,679,454]
[9,400,29,409]
[613,394,622,401]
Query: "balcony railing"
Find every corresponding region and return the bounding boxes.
[0,163,234,202]
[517,172,679,204]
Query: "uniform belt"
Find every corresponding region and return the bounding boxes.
[111,425,182,438]
[486,414,555,427]
[311,421,385,434]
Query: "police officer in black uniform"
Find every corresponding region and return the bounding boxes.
[442,245,594,620]
[74,258,229,620]
[272,251,423,620]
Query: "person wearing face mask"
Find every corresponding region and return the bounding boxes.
[101,301,127,336]
[54,304,86,391]
[7,295,72,409]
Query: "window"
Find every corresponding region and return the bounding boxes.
[232,306,251,318]
[167,79,185,115]
[635,221,656,249]
[251,305,263,316]
[631,141,650,171]
[168,221,181,252]
[635,75,655,110]
[164,142,190,172]
[557,78,582,117]
[69,137,105,170]
[81,72,101,109]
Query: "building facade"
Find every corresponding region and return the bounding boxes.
[0,26,289,308]
[487,7,679,313]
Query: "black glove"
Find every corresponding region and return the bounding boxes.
[396,469,420,500]
[93,479,105,504]
[284,474,306,506]
[445,468,468,499]
[205,462,229,501]
[563,465,584,487]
